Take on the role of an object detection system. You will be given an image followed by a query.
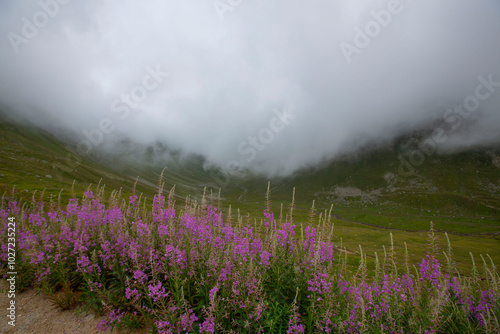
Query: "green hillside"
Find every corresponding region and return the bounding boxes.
[118,137,500,236]
[0,111,158,203]
[1,110,499,273]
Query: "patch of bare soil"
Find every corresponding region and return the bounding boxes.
[493,154,500,168]
[324,186,382,204]
[0,282,145,334]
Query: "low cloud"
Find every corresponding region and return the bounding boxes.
[0,0,499,177]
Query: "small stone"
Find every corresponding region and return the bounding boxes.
[45,175,52,179]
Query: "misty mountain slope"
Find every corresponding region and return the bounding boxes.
[252,144,500,233]
[1,109,499,275]
[0,110,158,202]
[96,133,500,236]
[2,1,500,180]
[95,138,244,202]
[1,110,499,237]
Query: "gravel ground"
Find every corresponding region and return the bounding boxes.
[0,281,147,334]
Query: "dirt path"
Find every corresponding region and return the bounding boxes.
[0,281,146,334]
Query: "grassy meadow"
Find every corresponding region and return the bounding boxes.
[1,111,500,332]
[1,181,499,333]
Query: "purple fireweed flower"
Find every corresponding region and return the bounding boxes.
[251,237,263,255]
[148,281,168,302]
[222,224,235,243]
[234,237,250,261]
[420,255,441,289]
[0,209,9,220]
[36,267,51,282]
[212,236,225,250]
[83,190,94,199]
[209,285,219,300]
[218,262,233,282]
[232,280,241,296]
[319,315,337,333]
[263,210,276,232]
[105,207,123,224]
[382,275,390,295]
[338,275,351,295]
[77,255,92,274]
[136,219,150,236]
[165,244,187,269]
[97,319,112,332]
[8,201,20,215]
[319,241,334,263]
[242,224,253,238]
[180,214,196,229]
[158,224,169,237]
[53,253,61,264]
[445,275,463,304]
[77,208,91,223]
[153,194,165,213]
[390,278,402,295]
[125,287,140,300]
[401,274,416,300]
[30,251,45,265]
[154,208,175,224]
[89,282,103,292]
[200,316,216,333]
[93,264,102,275]
[287,314,305,334]
[127,195,139,216]
[246,278,259,295]
[129,194,138,205]
[276,222,296,251]
[155,307,199,334]
[47,211,61,223]
[58,225,74,243]
[155,320,174,334]
[106,309,125,326]
[127,241,142,262]
[14,195,500,333]
[287,323,305,334]
[467,290,498,327]
[260,251,271,267]
[133,270,148,284]
[29,213,46,227]
[308,272,332,297]
[178,309,198,332]
[303,226,316,254]
[99,240,114,267]
[206,206,223,227]
[66,199,79,216]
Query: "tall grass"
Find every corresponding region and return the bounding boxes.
[1,183,499,333]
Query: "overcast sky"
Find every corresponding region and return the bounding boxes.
[1,0,499,176]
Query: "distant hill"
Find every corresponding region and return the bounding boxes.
[1,109,499,236]
[0,110,158,203]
